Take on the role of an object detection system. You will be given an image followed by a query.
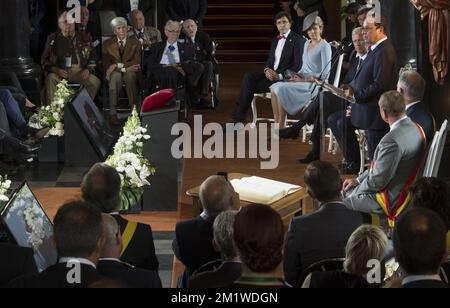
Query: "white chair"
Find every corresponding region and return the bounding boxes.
[423,120,448,177]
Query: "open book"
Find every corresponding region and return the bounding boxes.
[230,176,302,205]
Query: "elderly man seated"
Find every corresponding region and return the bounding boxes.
[182,19,216,107]
[128,9,162,56]
[103,17,142,126]
[42,11,100,104]
[145,20,204,102]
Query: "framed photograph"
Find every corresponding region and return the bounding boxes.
[69,89,116,160]
[1,182,57,272]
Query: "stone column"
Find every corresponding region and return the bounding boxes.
[0,0,42,104]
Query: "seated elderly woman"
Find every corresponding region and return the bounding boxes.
[270,14,332,129]
[230,204,287,288]
[302,225,388,288]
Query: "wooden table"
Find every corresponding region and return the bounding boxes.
[186,173,311,226]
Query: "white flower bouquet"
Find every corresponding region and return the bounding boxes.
[0,175,11,205]
[28,80,75,137]
[106,108,155,211]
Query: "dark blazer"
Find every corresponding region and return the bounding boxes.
[349,39,398,130]
[145,40,197,74]
[265,31,305,76]
[112,215,159,272]
[115,0,156,25]
[309,270,379,288]
[188,259,243,288]
[182,31,214,63]
[283,202,377,287]
[402,280,449,288]
[172,215,221,274]
[406,102,434,144]
[97,259,162,288]
[6,263,104,288]
[166,0,207,24]
[0,243,38,286]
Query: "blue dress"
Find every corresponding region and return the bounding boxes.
[270,39,332,115]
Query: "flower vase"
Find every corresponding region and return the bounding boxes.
[120,188,143,215]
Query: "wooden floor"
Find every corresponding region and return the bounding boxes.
[35,63,342,231]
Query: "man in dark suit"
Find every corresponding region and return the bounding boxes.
[0,243,38,286]
[97,214,162,288]
[81,163,159,272]
[182,19,216,107]
[231,12,305,123]
[166,0,207,27]
[145,20,203,100]
[173,175,241,287]
[397,70,434,143]
[279,27,368,165]
[7,201,105,288]
[284,161,379,287]
[394,208,449,288]
[337,15,398,166]
[116,0,156,26]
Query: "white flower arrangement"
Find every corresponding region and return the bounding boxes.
[106,108,155,211]
[0,175,11,204]
[28,80,74,137]
[23,206,46,249]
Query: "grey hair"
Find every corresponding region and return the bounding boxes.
[199,176,235,217]
[344,225,388,276]
[352,27,363,37]
[213,211,238,260]
[165,20,181,30]
[110,17,128,29]
[398,70,426,101]
[379,90,406,117]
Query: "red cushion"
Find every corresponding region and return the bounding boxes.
[141,89,175,113]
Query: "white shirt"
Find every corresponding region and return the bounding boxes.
[117,37,128,69]
[130,0,139,11]
[405,101,421,112]
[160,41,181,65]
[370,37,388,52]
[59,257,96,269]
[402,274,442,286]
[390,115,409,132]
[273,29,291,73]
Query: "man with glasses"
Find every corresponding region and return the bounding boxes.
[145,20,203,100]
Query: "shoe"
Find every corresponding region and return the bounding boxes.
[109,115,120,126]
[19,142,41,155]
[279,125,301,140]
[298,151,319,164]
[26,127,50,144]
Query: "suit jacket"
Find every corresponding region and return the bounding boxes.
[406,102,434,144]
[309,270,378,288]
[166,0,207,24]
[102,36,142,73]
[188,259,243,288]
[128,26,162,48]
[41,32,96,72]
[115,0,156,25]
[6,263,103,288]
[181,31,214,63]
[97,259,162,288]
[112,215,159,272]
[0,243,38,286]
[402,280,449,288]
[172,215,221,274]
[265,31,305,77]
[349,40,398,130]
[145,40,197,74]
[355,117,425,207]
[283,202,376,287]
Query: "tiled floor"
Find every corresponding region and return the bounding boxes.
[153,232,176,288]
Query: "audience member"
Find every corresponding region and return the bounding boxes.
[128,9,162,54]
[7,201,105,288]
[397,70,434,142]
[42,12,100,104]
[116,0,156,26]
[81,163,159,272]
[231,204,287,288]
[284,161,380,287]
[303,225,388,288]
[97,214,162,288]
[0,243,38,286]
[76,6,102,57]
[231,12,305,123]
[393,208,449,288]
[188,210,242,288]
[343,91,426,225]
[270,14,332,129]
[172,175,240,287]
[103,17,141,126]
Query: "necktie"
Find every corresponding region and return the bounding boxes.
[356,57,362,72]
[167,45,176,64]
[119,40,125,57]
[278,35,286,40]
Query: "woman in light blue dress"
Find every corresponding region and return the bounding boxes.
[270,16,332,128]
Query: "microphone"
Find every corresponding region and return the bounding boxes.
[330,41,353,55]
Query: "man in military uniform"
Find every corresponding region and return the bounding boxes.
[42,12,101,104]
[128,9,161,56]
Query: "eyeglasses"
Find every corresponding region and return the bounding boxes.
[166,30,181,34]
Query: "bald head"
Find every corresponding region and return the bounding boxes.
[101,214,122,258]
[199,176,239,217]
[183,19,198,38]
[80,6,90,27]
[131,9,145,30]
